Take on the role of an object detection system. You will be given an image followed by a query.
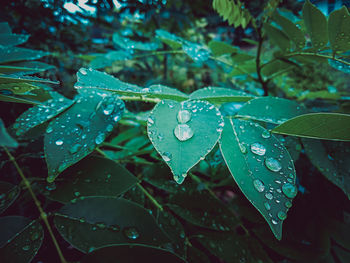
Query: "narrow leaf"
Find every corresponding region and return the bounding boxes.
[0,181,20,214]
[0,46,49,64]
[0,118,18,148]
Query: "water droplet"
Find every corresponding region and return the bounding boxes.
[277,211,287,220]
[174,124,194,141]
[74,191,80,197]
[147,117,154,125]
[264,202,271,210]
[239,143,247,154]
[253,179,265,192]
[265,192,273,200]
[271,219,278,225]
[22,245,30,251]
[30,232,40,241]
[162,152,172,162]
[265,157,282,172]
[106,124,114,132]
[95,133,105,145]
[55,139,64,146]
[79,68,87,75]
[250,143,266,156]
[123,227,140,240]
[285,201,292,208]
[262,130,271,139]
[177,110,191,124]
[103,104,115,115]
[282,183,298,199]
[46,126,53,134]
[69,144,81,154]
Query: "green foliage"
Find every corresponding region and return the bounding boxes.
[1,1,350,262]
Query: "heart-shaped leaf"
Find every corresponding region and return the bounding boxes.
[54,197,170,252]
[0,216,44,263]
[0,181,20,214]
[147,99,224,184]
[81,244,187,263]
[219,118,298,240]
[44,88,124,182]
[46,155,138,203]
[13,96,73,136]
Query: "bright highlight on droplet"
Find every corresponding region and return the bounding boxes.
[174,124,194,141]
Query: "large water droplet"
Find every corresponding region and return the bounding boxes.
[253,179,265,192]
[250,142,266,156]
[123,227,140,240]
[95,133,105,145]
[103,104,115,115]
[174,124,194,141]
[55,139,64,146]
[177,110,191,124]
[265,157,282,172]
[277,211,287,220]
[282,183,298,199]
[265,192,273,200]
[79,68,87,75]
[162,152,172,162]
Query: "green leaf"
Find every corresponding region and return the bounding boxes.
[141,84,189,101]
[272,11,305,50]
[189,87,254,104]
[0,216,44,263]
[208,40,238,56]
[54,197,170,252]
[0,118,18,147]
[168,190,240,231]
[47,155,138,203]
[89,51,131,69]
[13,96,73,136]
[113,34,160,51]
[182,40,211,63]
[328,6,350,52]
[155,29,182,50]
[272,113,350,141]
[261,60,294,76]
[0,61,55,74]
[0,33,29,47]
[229,61,257,76]
[81,244,187,263]
[236,97,307,124]
[0,181,20,214]
[302,0,328,49]
[44,89,124,182]
[0,46,49,64]
[0,74,59,85]
[219,118,298,240]
[264,23,291,52]
[302,139,350,199]
[147,99,224,184]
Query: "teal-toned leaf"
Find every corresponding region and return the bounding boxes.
[13,96,73,136]
[0,61,55,74]
[272,113,350,141]
[0,22,11,34]
[0,181,20,214]
[155,29,182,50]
[168,190,239,231]
[302,0,328,49]
[113,34,160,51]
[328,58,350,73]
[44,89,125,182]
[0,94,42,104]
[89,51,131,69]
[208,40,238,56]
[236,97,307,124]
[264,23,291,52]
[0,216,44,263]
[328,6,350,52]
[54,197,170,252]
[219,118,298,240]
[0,46,49,64]
[0,118,18,148]
[141,84,189,101]
[81,244,187,263]
[182,40,211,63]
[272,11,305,50]
[75,68,142,95]
[189,87,254,104]
[0,74,59,85]
[302,139,350,199]
[147,99,224,184]
[0,33,29,47]
[195,231,273,263]
[47,155,138,203]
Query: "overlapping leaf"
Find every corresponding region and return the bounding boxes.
[328,6,350,53]
[189,87,253,104]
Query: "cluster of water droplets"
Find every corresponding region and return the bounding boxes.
[182,40,211,63]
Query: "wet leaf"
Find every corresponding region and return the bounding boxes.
[208,40,238,56]
[328,58,350,74]
[0,216,44,263]
[237,97,307,124]
[182,40,211,63]
[219,118,298,240]
[54,197,170,252]
[328,6,350,53]
[89,51,131,69]
[302,0,328,49]
[0,181,20,214]
[0,118,18,148]
[0,74,59,85]
[264,23,291,52]
[140,84,188,101]
[113,34,160,51]
[0,46,49,64]
[155,29,182,50]
[0,33,29,47]
[272,113,350,141]
[47,155,138,203]
[189,87,253,104]
[81,244,187,263]
[44,88,125,182]
[147,99,224,184]
[168,190,239,231]
[13,96,73,137]
[0,61,54,74]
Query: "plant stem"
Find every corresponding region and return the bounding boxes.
[2,146,67,263]
[119,95,160,103]
[95,147,163,211]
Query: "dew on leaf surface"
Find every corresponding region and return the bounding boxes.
[123,227,140,240]
[174,124,194,141]
[253,179,265,192]
[265,157,282,172]
[250,142,266,156]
